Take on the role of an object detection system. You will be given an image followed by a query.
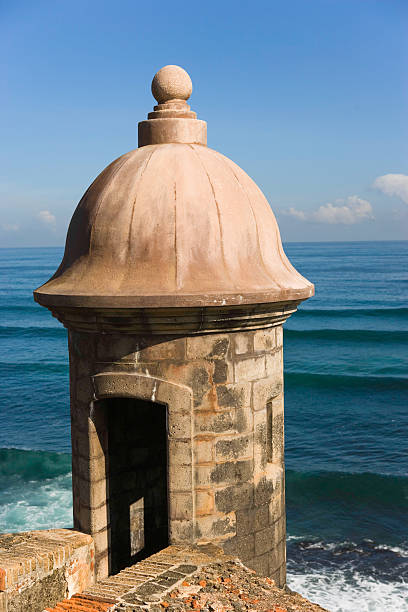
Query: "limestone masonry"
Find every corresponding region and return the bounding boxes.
[2,64,315,611]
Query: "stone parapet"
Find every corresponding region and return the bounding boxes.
[45,544,328,611]
[0,529,94,612]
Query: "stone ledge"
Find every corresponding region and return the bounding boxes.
[0,529,94,611]
[45,544,328,612]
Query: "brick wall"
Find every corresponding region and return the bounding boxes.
[0,529,94,612]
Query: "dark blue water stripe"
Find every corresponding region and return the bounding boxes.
[297,307,408,317]
[285,371,408,390]
[0,326,65,338]
[1,326,406,343]
[285,329,408,343]
[0,362,68,374]
[286,469,408,509]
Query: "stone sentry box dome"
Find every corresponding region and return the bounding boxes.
[34,65,313,586]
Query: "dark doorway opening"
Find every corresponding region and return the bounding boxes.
[104,397,169,574]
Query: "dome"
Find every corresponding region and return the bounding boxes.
[34,66,313,310]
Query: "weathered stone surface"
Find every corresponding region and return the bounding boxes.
[253,328,276,352]
[0,529,94,612]
[67,327,286,579]
[47,545,327,612]
[234,355,266,382]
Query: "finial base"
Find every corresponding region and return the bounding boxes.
[138,118,207,147]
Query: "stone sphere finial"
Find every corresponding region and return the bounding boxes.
[151,65,193,104]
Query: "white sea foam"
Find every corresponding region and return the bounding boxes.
[0,473,73,532]
[287,535,408,557]
[288,570,408,611]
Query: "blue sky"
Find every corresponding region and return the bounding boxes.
[1,0,407,246]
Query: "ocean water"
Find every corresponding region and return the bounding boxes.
[0,241,407,611]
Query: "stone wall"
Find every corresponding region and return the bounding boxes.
[68,326,286,585]
[0,529,94,612]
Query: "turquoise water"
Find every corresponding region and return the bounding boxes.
[0,242,407,610]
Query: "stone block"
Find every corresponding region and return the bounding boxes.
[195,490,214,516]
[215,383,251,410]
[253,328,276,352]
[279,562,286,588]
[248,552,269,576]
[194,438,214,464]
[74,502,90,533]
[265,349,282,379]
[75,375,94,403]
[269,544,284,574]
[168,519,194,543]
[194,465,213,488]
[254,410,267,471]
[252,378,281,412]
[169,492,194,521]
[223,533,255,561]
[276,325,283,347]
[271,411,284,464]
[254,476,275,506]
[137,337,185,362]
[157,380,192,414]
[95,551,109,581]
[77,477,91,508]
[89,478,107,509]
[96,335,137,363]
[89,504,109,534]
[272,391,284,415]
[78,455,107,483]
[92,528,109,554]
[168,439,192,466]
[168,411,191,439]
[168,464,192,492]
[212,359,233,384]
[234,356,266,383]
[269,487,283,525]
[233,332,253,355]
[215,482,254,513]
[195,513,236,541]
[69,331,96,363]
[215,435,252,461]
[186,335,229,360]
[235,508,255,537]
[210,460,253,486]
[255,525,274,556]
[255,504,269,531]
[162,362,211,407]
[194,408,248,435]
[273,515,286,544]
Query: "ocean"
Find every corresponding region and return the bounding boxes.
[0,241,407,611]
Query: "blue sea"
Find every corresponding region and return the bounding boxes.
[0,242,407,611]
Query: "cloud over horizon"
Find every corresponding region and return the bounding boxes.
[283,196,374,225]
[37,210,56,228]
[373,174,408,205]
[1,223,20,232]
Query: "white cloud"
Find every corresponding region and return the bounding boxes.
[314,196,374,224]
[37,210,56,227]
[283,196,374,225]
[286,206,307,221]
[373,174,408,204]
[1,223,19,232]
